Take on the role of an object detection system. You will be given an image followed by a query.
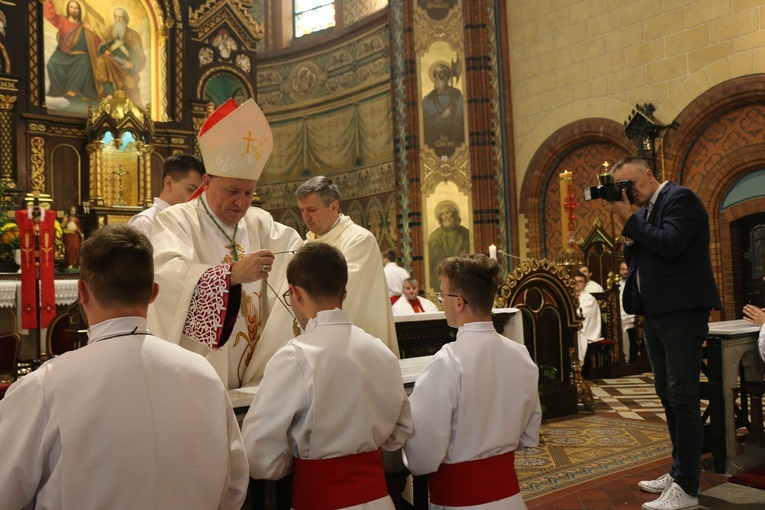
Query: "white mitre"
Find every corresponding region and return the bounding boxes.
[197,98,273,181]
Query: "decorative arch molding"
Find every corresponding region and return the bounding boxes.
[519,119,631,258]
[516,98,635,176]
[663,74,765,182]
[196,67,254,101]
[188,0,264,51]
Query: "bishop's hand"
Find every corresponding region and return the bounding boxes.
[230,249,275,285]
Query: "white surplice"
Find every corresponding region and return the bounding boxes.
[242,309,413,510]
[306,215,399,356]
[619,280,635,362]
[576,291,602,365]
[403,321,542,510]
[383,262,409,296]
[0,316,249,510]
[391,295,438,315]
[127,196,170,238]
[585,280,604,293]
[148,194,303,389]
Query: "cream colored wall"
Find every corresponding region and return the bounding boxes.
[507,0,765,199]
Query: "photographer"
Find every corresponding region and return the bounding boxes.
[610,157,720,510]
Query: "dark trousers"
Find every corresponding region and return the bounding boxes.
[643,308,709,496]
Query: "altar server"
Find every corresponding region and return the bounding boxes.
[404,254,542,510]
[242,242,412,509]
[0,225,248,510]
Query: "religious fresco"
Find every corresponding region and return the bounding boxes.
[425,180,472,294]
[42,0,153,115]
[419,41,465,161]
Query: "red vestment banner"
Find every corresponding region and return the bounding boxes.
[15,209,57,329]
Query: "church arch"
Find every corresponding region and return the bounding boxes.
[519,119,631,259]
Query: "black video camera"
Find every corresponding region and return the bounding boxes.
[583,173,634,203]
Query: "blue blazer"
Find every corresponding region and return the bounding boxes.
[622,182,721,316]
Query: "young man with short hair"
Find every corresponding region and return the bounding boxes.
[128,153,205,238]
[0,225,249,509]
[404,254,541,509]
[242,242,412,509]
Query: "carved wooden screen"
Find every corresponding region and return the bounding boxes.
[578,217,620,289]
[495,259,581,385]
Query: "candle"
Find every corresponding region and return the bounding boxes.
[489,245,497,260]
[559,170,574,249]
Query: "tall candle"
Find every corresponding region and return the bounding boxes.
[489,245,497,260]
[559,170,574,249]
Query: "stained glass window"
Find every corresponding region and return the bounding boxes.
[294,0,335,38]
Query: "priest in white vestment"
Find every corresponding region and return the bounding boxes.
[392,277,439,315]
[0,225,249,510]
[148,98,303,389]
[295,175,399,356]
[242,243,412,509]
[575,273,603,365]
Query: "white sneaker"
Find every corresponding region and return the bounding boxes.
[638,473,674,494]
[642,482,699,510]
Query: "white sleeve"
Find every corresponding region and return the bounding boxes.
[219,403,250,510]
[0,375,51,510]
[127,213,153,239]
[241,347,308,480]
[519,395,543,449]
[759,324,765,363]
[403,353,458,475]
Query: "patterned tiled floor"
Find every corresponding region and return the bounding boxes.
[590,373,709,422]
[590,374,667,421]
[526,373,732,509]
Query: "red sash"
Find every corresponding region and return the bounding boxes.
[292,449,389,510]
[16,210,57,329]
[409,298,425,313]
[428,451,520,507]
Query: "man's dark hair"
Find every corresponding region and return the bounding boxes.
[574,273,586,283]
[437,254,500,314]
[79,225,154,308]
[163,154,205,181]
[612,157,650,174]
[382,249,397,263]
[287,243,347,302]
[295,176,340,207]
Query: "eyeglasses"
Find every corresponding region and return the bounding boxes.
[435,292,463,304]
[283,287,292,306]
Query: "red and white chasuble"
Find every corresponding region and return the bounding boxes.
[16,209,57,329]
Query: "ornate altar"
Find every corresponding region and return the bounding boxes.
[83,95,154,227]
